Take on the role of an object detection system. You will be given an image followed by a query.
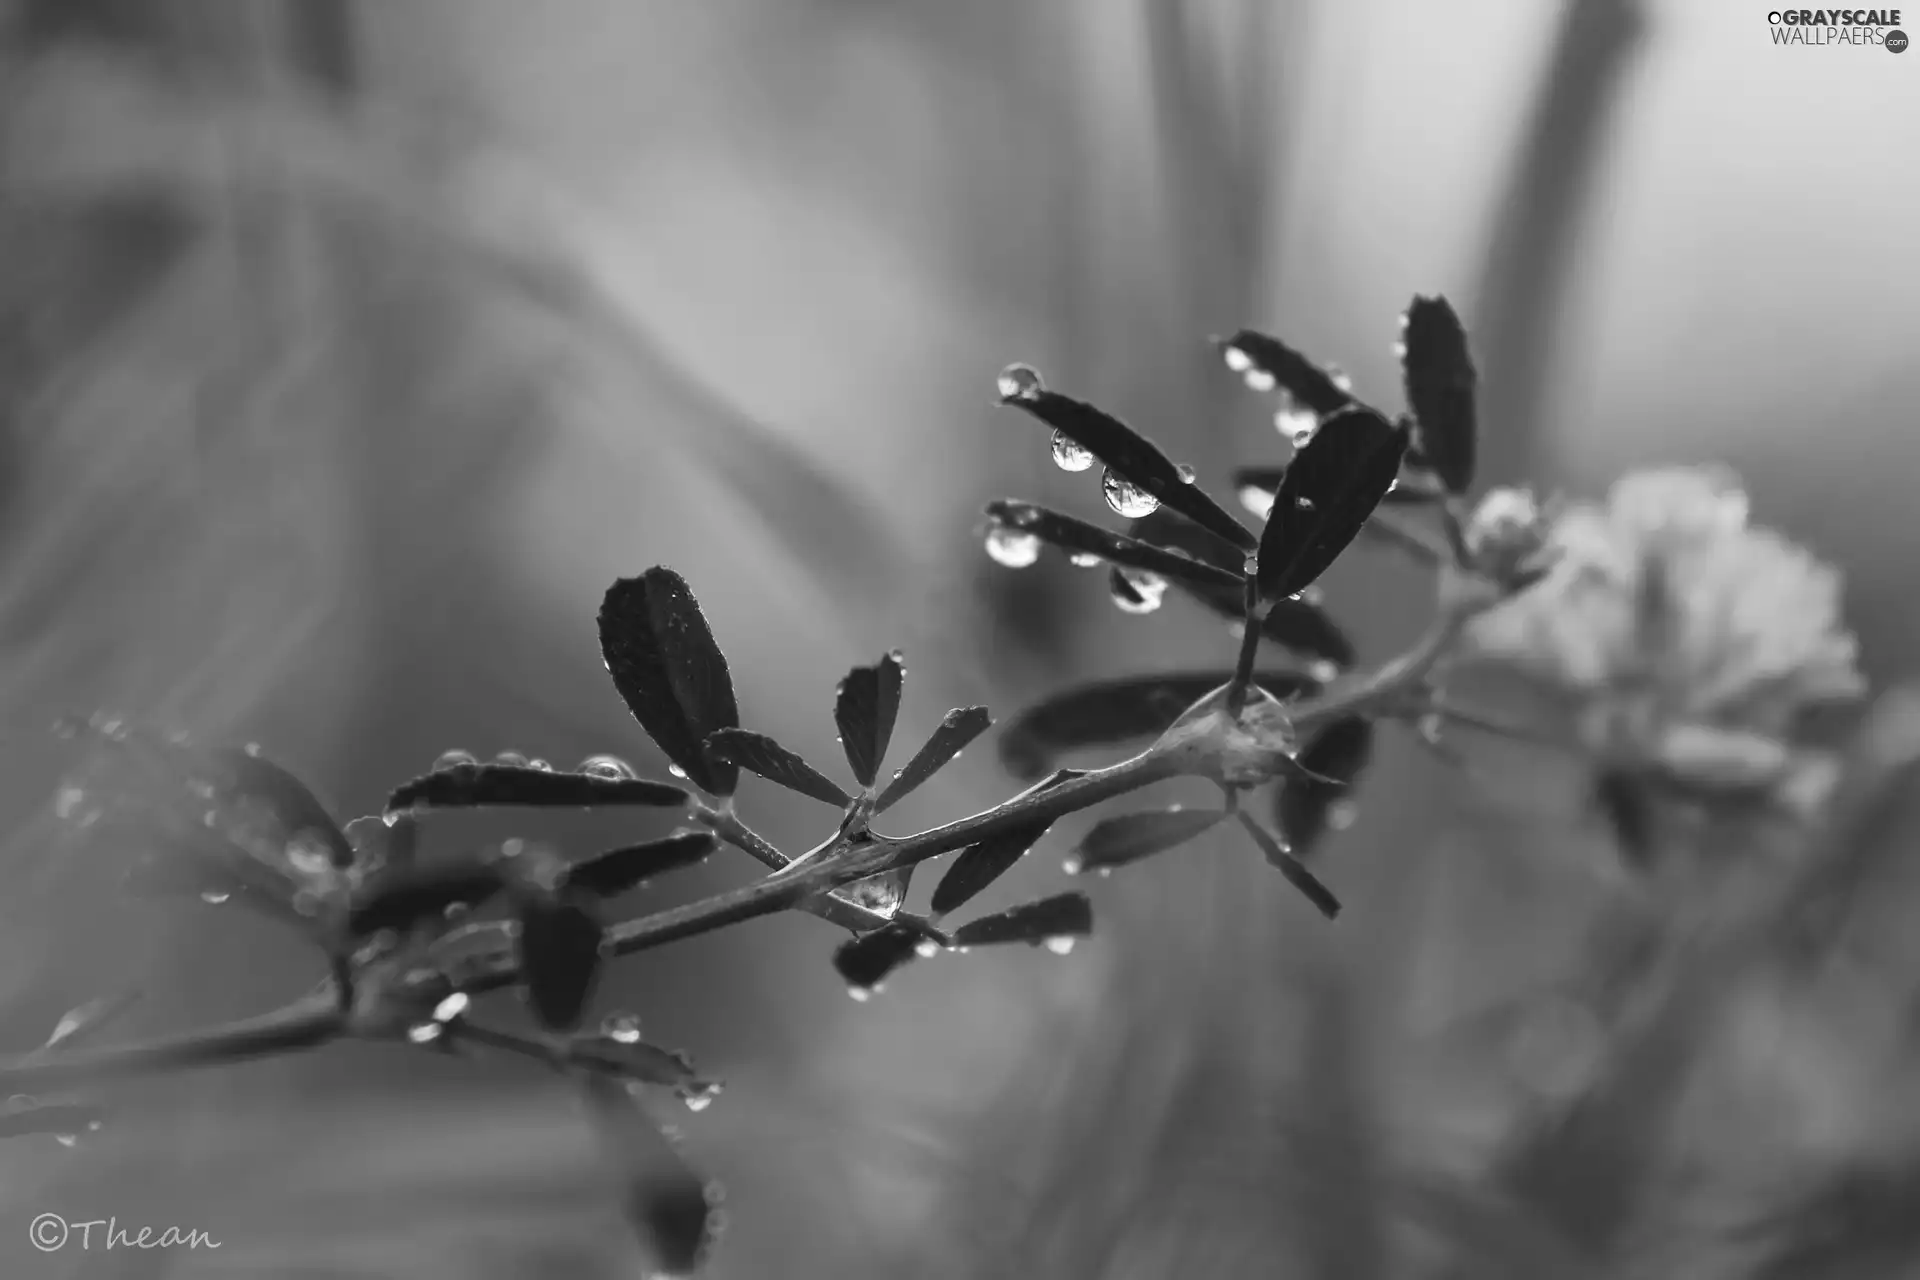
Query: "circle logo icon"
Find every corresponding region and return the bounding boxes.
[1887,29,1908,52]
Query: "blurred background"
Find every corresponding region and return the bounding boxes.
[1,0,1917,1276]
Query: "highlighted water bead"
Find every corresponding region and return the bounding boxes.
[1051,430,1095,472]
[997,363,1044,402]
[1101,468,1159,518]
[985,525,1042,568]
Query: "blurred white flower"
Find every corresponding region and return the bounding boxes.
[1461,467,1863,758]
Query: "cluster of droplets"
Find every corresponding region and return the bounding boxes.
[997,362,1175,520]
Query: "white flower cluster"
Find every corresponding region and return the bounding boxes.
[1461,467,1862,745]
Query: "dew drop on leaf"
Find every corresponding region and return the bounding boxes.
[433,993,471,1024]
[996,363,1044,402]
[1244,368,1277,393]
[677,1080,723,1113]
[1062,855,1084,875]
[1176,463,1197,484]
[432,749,479,772]
[1067,551,1102,569]
[579,754,639,781]
[984,525,1042,568]
[1222,344,1254,373]
[407,1022,443,1045]
[1101,468,1160,518]
[847,985,874,1002]
[527,759,554,772]
[199,890,231,905]
[667,764,689,780]
[913,939,942,959]
[1043,935,1077,956]
[602,1012,644,1044]
[1329,366,1354,393]
[55,1134,77,1149]
[494,751,530,768]
[1109,568,1167,615]
[1309,660,1341,683]
[1276,404,1318,447]
[1050,430,1095,472]
[1328,800,1359,831]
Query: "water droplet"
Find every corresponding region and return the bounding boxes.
[527,758,553,772]
[1328,366,1354,392]
[55,1133,77,1148]
[1067,551,1102,568]
[678,1080,723,1113]
[1328,801,1359,831]
[579,754,637,781]
[1243,368,1277,393]
[667,763,689,780]
[913,939,942,959]
[1101,468,1159,518]
[847,985,874,1003]
[1276,405,1318,447]
[432,749,478,772]
[1309,660,1341,683]
[1238,486,1276,519]
[602,1012,644,1044]
[287,834,334,878]
[1062,855,1084,875]
[1176,463,1197,484]
[1050,430,1095,472]
[1295,496,1316,511]
[199,889,231,905]
[996,363,1044,402]
[243,742,263,757]
[1043,935,1077,956]
[1109,567,1166,616]
[432,993,470,1023]
[494,751,530,768]
[1222,345,1254,373]
[407,1022,443,1045]
[1391,339,1408,359]
[984,525,1042,568]
[443,901,470,922]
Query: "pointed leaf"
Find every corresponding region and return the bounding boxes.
[1256,406,1410,602]
[581,1074,723,1277]
[386,763,687,813]
[1217,330,1356,417]
[998,671,1321,781]
[835,652,906,789]
[1275,716,1375,857]
[833,920,934,993]
[1127,508,1355,666]
[598,568,741,796]
[985,500,1245,593]
[874,706,993,812]
[517,889,605,1033]
[1400,295,1477,493]
[999,388,1255,553]
[1072,807,1228,872]
[950,891,1093,948]
[1236,812,1342,919]
[703,730,852,807]
[349,860,507,936]
[932,819,1054,917]
[564,831,719,898]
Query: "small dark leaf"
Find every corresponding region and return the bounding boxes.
[1072,808,1228,872]
[984,500,1245,593]
[832,919,934,993]
[386,763,687,814]
[1400,295,1478,494]
[1235,812,1342,919]
[835,652,906,789]
[1126,507,1245,573]
[1216,330,1356,417]
[598,568,742,796]
[517,890,605,1033]
[1234,464,1438,511]
[0,1099,106,1140]
[950,891,1093,948]
[564,831,719,898]
[999,389,1255,552]
[581,1075,722,1277]
[348,860,507,935]
[1256,406,1410,602]
[998,671,1321,781]
[873,706,993,812]
[1275,716,1375,857]
[703,730,851,807]
[932,816,1057,918]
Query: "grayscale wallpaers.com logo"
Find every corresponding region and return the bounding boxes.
[1768,9,1908,49]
